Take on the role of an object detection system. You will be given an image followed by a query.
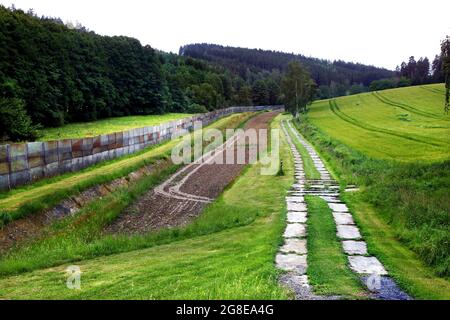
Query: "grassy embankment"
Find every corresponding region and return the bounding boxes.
[0,114,293,299]
[0,112,255,274]
[294,84,450,299]
[38,113,192,141]
[0,113,250,223]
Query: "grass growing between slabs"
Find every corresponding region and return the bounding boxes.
[38,113,192,141]
[0,112,253,222]
[292,88,450,298]
[0,114,294,299]
[305,196,365,298]
[281,116,320,180]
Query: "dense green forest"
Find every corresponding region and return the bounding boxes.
[180,43,397,99]
[0,6,256,140]
[0,6,408,141]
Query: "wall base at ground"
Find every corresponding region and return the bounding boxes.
[0,106,283,191]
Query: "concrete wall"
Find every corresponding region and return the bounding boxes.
[0,105,283,190]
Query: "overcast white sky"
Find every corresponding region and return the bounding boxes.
[2,0,449,70]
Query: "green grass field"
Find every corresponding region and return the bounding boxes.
[38,113,192,141]
[0,114,294,299]
[308,84,450,162]
[293,84,450,298]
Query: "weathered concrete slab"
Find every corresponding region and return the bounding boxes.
[328,203,349,212]
[292,183,305,188]
[276,254,307,274]
[348,256,388,275]
[287,202,307,212]
[342,240,368,255]
[286,196,304,203]
[337,225,361,239]
[319,196,340,203]
[287,212,307,223]
[332,212,355,225]
[284,223,306,238]
[280,239,307,254]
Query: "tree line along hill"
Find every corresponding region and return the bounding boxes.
[0,5,439,142]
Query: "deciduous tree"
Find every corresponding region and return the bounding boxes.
[281,61,316,117]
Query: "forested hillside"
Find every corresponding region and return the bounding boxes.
[0,6,256,140]
[180,43,395,98]
[0,6,397,142]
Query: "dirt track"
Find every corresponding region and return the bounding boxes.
[106,111,279,234]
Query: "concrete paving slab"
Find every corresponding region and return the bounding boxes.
[287,212,307,223]
[332,212,355,225]
[348,256,388,275]
[280,238,307,254]
[276,254,307,274]
[284,223,306,238]
[287,202,307,212]
[285,196,304,203]
[336,225,361,239]
[319,196,340,203]
[342,240,368,255]
[328,203,349,212]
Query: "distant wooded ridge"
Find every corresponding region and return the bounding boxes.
[0,5,438,142]
[180,43,396,97]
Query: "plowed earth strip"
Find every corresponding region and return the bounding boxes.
[106,111,279,234]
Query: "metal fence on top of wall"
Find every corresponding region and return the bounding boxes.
[0,105,284,190]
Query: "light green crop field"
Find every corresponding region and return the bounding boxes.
[308,84,450,162]
[38,113,192,141]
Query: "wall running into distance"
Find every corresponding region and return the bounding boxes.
[0,106,283,190]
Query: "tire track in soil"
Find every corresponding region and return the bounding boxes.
[105,111,279,234]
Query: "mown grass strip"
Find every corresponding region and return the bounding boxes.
[0,112,280,277]
[344,192,450,300]
[0,115,294,300]
[329,100,443,147]
[419,86,445,96]
[305,196,365,298]
[283,120,320,180]
[373,91,444,120]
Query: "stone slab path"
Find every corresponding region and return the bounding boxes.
[277,120,411,300]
